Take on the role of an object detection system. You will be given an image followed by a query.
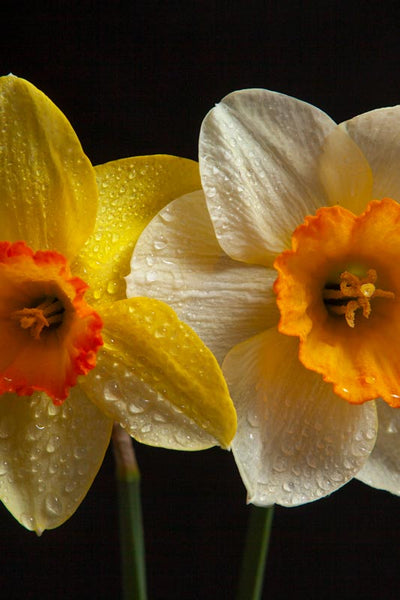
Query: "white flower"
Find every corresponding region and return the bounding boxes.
[127,89,400,506]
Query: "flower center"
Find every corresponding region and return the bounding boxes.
[322,269,395,328]
[0,241,103,403]
[273,198,400,406]
[11,296,65,340]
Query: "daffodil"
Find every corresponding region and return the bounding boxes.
[0,75,236,533]
[127,88,400,506]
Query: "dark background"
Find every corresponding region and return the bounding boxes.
[1,1,400,598]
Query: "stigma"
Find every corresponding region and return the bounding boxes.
[323,269,395,328]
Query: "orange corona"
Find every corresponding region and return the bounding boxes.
[0,241,103,403]
[274,198,400,406]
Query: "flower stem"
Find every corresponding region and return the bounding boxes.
[236,505,275,600]
[112,424,147,600]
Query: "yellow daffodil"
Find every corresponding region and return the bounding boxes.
[0,75,236,533]
[127,88,400,506]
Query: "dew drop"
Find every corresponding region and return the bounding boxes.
[107,280,118,294]
[104,380,120,402]
[45,494,63,516]
[49,461,59,474]
[306,453,318,469]
[128,403,145,415]
[154,239,167,250]
[387,421,399,434]
[65,480,77,493]
[282,481,295,492]
[160,210,174,223]
[47,403,60,417]
[46,435,61,454]
[146,271,157,283]
[272,455,288,473]
[20,513,35,530]
[73,446,87,460]
[365,428,377,440]
[77,463,89,476]
[246,410,260,428]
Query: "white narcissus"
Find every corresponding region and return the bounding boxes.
[127,89,400,506]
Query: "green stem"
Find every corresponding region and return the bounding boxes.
[236,505,275,600]
[112,424,147,600]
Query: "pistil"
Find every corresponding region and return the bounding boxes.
[323,269,395,328]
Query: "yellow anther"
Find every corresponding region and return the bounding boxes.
[360,283,376,298]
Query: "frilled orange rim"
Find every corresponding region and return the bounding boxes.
[0,241,103,403]
[274,198,400,407]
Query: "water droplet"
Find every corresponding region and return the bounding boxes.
[306,453,318,469]
[365,428,377,440]
[145,256,154,266]
[146,271,157,283]
[73,446,87,460]
[160,210,174,223]
[65,480,77,493]
[104,380,120,402]
[316,474,332,491]
[47,403,60,417]
[154,240,166,250]
[20,513,35,530]
[77,463,89,476]
[153,413,167,423]
[272,455,288,473]
[46,435,60,453]
[128,403,145,415]
[246,410,260,428]
[107,280,118,294]
[49,461,59,474]
[282,481,295,492]
[45,494,63,516]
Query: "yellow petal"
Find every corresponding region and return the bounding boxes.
[0,387,112,533]
[81,297,237,449]
[319,125,373,215]
[0,75,97,258]
[73,155,201,306]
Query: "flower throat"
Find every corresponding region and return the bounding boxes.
[322,269,395,328]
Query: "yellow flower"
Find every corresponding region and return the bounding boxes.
[127,88,400,506]
[0,75,236,533]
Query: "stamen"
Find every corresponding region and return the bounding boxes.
[323,269,395,328]
[11,296,65,340]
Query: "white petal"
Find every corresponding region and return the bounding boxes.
[199,89,337,265]
[341,105,400,201]
[127,190,278,363]
[356,399,400,495]
[318,125,373,214]
[225,328,378,506]
[0,388,112,532]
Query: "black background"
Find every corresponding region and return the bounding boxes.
[1,1,400,599]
